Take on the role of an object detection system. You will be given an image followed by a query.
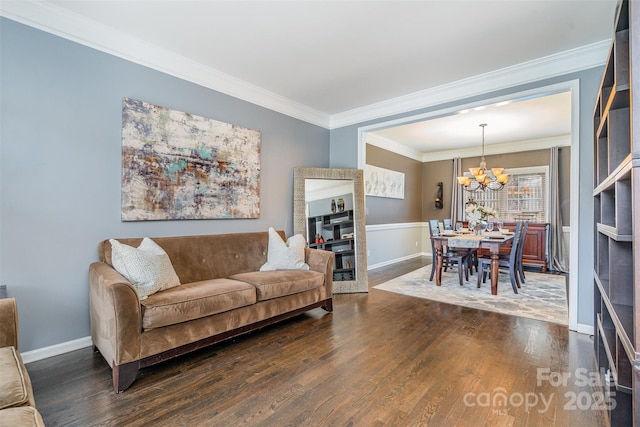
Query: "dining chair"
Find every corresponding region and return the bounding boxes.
[448,218,477,274]
[428,220,469,286]
[477,221,523,293]
[516,221,529,285]
[447,218,477,274]
[430,219,470,272]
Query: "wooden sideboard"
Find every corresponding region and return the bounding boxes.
[459,221,549,271]
[500,222,549,272]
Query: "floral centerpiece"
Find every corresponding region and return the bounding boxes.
[465,204,499,232]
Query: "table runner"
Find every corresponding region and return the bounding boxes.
[446,235,485,248]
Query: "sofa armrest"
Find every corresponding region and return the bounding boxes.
[0,298,18,348]
[305,248,334,295]
[89,262,142,366]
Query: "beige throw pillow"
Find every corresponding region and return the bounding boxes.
[260,227,309,271]
[109,237,181,300]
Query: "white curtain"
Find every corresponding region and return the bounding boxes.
[451,158,463,224]
[549,146,568,272]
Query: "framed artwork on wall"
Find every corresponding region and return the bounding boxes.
[364,164,405,199]
[120,98,261,221]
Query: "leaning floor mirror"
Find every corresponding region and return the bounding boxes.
[293,167,368,293]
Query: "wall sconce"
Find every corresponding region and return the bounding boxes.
[435,182,443,209]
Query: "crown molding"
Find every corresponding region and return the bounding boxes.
[366,129,570,163]
[421,134,571,163]
[0,0,331,128]
[1,1,609,131]
[364,133,424,162]
[330,40,610,129]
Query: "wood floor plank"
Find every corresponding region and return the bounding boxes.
[26,256,606,426]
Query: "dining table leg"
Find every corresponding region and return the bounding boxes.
[435,244,443,286]
[490,251,499,295]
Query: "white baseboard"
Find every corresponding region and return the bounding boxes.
[22,336,92,364]
[573,323,594,336]
[368,252,429,270]
[21,265,591,364]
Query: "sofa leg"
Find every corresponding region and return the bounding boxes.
[322,298,333,312]
[113,361,140,393]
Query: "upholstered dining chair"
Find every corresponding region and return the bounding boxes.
[477,221,523,293]
[429,220,469,286]
[443,219,453,230]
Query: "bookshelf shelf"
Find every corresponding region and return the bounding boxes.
[592,1,638,424]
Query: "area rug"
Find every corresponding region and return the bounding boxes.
[374,265,568,325]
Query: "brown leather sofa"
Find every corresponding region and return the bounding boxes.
[89,230,334,392]
[0,298,45,426]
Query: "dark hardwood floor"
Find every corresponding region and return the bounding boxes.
[27,257,606,426]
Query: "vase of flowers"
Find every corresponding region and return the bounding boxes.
[466,204,499,235]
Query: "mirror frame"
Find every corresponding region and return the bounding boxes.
[294,167,368,293]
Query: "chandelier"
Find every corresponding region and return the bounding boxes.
[457,123,509,191]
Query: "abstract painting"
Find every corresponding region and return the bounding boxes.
[121,98,261,221]
[364,164,404,199]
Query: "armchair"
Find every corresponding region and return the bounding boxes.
[0,298,45,426]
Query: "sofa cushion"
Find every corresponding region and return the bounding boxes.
[0,347,29,410]
[0,406,45,427]
[260,227,309,271]
[110,238,181,300]
[141,279,257,330]
[230,270,324,301]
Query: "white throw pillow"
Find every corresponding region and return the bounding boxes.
[260,228,310,271]
[109,237,181,300]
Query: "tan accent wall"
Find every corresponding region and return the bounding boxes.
[366,145,423,224]
[460,149,550,172]
[368,145,571,225]
[422,159,453,221]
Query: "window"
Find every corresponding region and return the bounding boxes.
[463,166,549,223]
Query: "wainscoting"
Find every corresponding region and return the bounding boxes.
[366,222,569,272]
[365,222,430,270]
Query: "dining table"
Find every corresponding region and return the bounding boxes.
[431,232,515,295]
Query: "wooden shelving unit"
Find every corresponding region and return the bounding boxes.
[593,0,639,424]
[308,210,356,282]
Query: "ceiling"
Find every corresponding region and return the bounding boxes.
[1,0,618,156]
[368,91,573,160]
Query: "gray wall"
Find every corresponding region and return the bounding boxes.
[0,15,603,350]
[329,68,602,328]
[0,18,330,352]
